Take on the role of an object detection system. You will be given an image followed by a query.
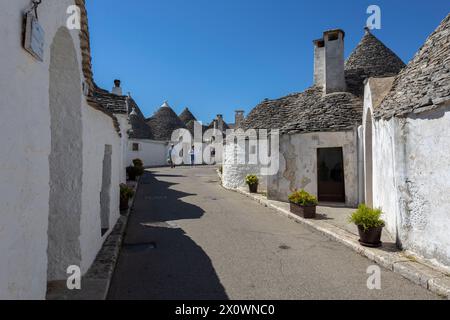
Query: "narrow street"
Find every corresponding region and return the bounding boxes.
[108,166,438,300]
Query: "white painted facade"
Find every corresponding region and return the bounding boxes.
[268,131,359,206]
[364,81,450,267]
[127,139,169,168]
[0,0,122,299]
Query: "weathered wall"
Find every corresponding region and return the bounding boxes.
[268,131,358,206]
[0,0,82,300]
[81,106,121,274]
[222,140,268,191]
[370,110,450,266]
[0,0,122,298]
[365,80,450,266]
[127,139,169,168]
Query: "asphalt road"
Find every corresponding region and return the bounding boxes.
[108,166,439,300]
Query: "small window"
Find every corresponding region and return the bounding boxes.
[132,143,140,151]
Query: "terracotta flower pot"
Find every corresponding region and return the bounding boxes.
[357,225,383,248]
[249,184,258,194]
[290,202,316,219]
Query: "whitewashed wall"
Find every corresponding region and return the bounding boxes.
[81,107,122,274]
[117,114,131,182]
[0,0,122,299]
[364,81,450,267]
[127,139,169,168]
[222,141,268,191]
[268,131,359,206]
[369,110,450,267]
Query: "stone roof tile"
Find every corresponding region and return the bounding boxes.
[375,14,450,119]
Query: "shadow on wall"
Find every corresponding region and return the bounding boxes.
[108,171,228,300]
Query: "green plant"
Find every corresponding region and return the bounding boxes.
[133,158,144,168]
[126,165,143,180]
[349,204,385,231]
[245,175,259,186]
[288,189,318,206]
[120,183,135,201]
[219,166,223,174]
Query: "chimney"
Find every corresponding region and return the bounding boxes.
[235,110,245,128]
[112,79,123,95]
[313,39,325,87]
[323,29,346,94]
[217,114,224,132]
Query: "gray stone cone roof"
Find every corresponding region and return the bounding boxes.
[146,105,187,141]
[93,85,128,114]
[241,29,404,134]
[128,99,154,140]
[375,14,450,119]
[93,85,155,139]
[280,87,363,134]
[186,120,207,136]
[345,30,406,96]
[179,108,197,125]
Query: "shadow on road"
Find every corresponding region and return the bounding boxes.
[108,171,228,300]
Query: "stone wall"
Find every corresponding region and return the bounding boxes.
[365,80,450,267]
[0,0,122,299]
[268,131,359,206]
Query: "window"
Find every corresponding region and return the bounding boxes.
[132,143,140,151]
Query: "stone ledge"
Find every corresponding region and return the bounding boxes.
[224,184,450,299]
[46,178,140,300]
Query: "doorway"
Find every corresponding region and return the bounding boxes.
[317,147,345,203]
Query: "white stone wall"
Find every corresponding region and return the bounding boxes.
[81,106,122,274]
[369,110,450,266]
[268,131,359,206]
[127,139,169,168]
[222,141,268,191]
[364,81,450,266]
[0,0,123,299]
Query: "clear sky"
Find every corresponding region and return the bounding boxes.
[87,0,449,124]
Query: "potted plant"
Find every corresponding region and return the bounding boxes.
[126,165,139,181]
[288,189,318,219]
[133,158,144,168]
[120,184,135,211]
[349,204,385,248]
[245,175,259,193]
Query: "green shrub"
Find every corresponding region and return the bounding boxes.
[288,189,318,206]
[245,175,259,186]
[120,184,135,201]
[133,158,144,168]
[349,204,385,231]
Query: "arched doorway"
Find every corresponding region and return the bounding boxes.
[47,27,83,281]
[364,109,374,207]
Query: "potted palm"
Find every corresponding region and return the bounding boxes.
[349,204,385,248]
[245,175,259,193]
[120,184,135,211]
[288,189,318,219]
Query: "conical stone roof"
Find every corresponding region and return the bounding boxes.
[146,101,186,141]
[179,108,197,125]
[345,29,406,96]
[375,14,450,119]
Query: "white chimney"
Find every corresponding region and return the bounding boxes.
[313,29,346,94]
[112,79,123,96]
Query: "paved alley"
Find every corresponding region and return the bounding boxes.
[108,166,439,300]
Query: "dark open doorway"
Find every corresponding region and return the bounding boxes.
[317,147,345,203]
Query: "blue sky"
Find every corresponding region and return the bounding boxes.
[87,0,449,124]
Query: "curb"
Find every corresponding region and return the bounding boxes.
[225,184,450,299]
[46,178,140,300]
